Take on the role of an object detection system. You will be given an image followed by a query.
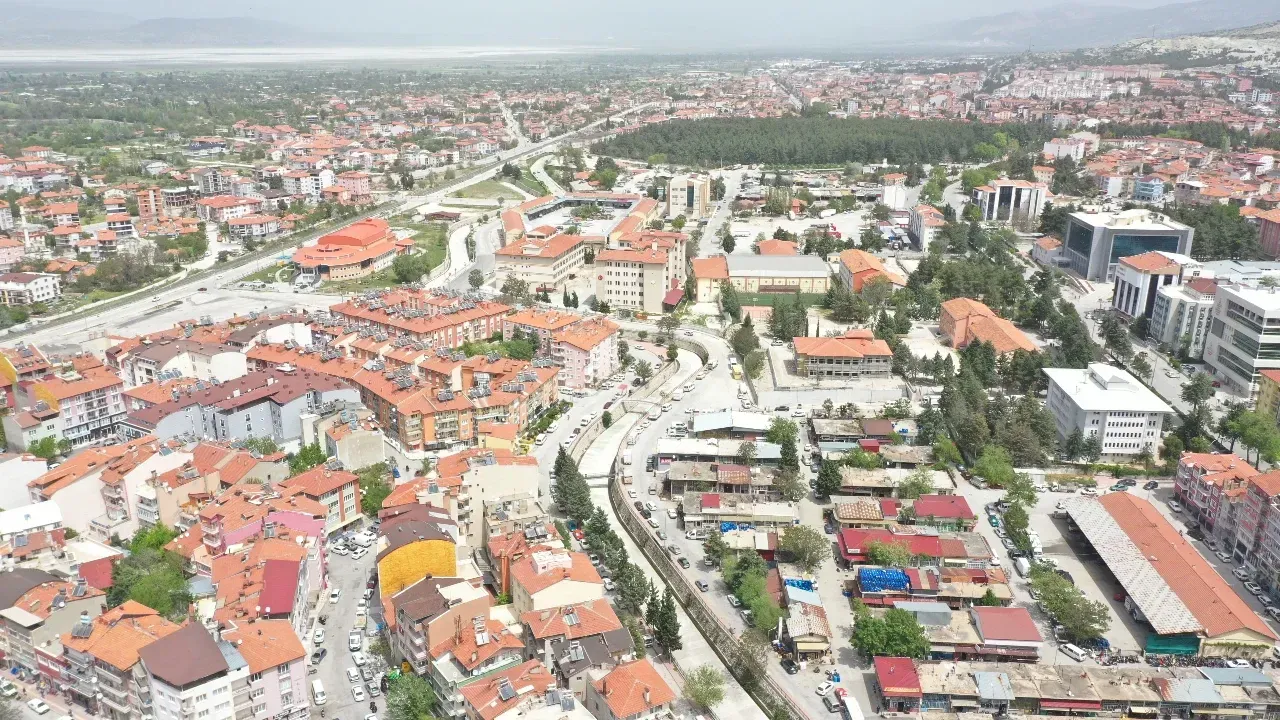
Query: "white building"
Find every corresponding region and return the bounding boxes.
[971,179,1048,224]
[1062,209,1194,282]
[908,204,946,250]
[665,174,711,219]
[594,246,675,315]
[140,624,249,720]
[1042,138,1088,162]
[881,173,908,211]
[1111,251,1200,320]
[1044,363,1173,460]
[1150,277,1217,359]
[0,273,60,306]
[1204,282,1280,398]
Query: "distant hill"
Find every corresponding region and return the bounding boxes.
[911,0,1280,51]
[0,2,315,47]
[121,17,311,47]
[1087,19,1280,64]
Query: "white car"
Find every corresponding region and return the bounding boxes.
[0,681,15,699]
[313,628,325,645]
[790,408,806,418]
[1168,500,1183,513]
[352,686,367,702]
[816,682,834,697]
[332,545,349,556]
[603,578,616,591]
[347,667,361,683]
[329,589,341,603]
[27,700,50,715]
[628,489,638,498]
[667,508,678,519]
[352,651,368,666]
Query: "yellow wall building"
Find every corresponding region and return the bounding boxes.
[1257,370,1280,424]
[376,516,458,596]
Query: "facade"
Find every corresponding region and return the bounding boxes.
[595,247,674,315]
[0,273,60,306]
[881,173,908,211]
[278,464,362,537]
[1173,452,1256,545]
[1149,277,1216,359]
[792,330,893,378]
[664,174,710,219]
[837,249,906,293]
[61,601,180,720]
[494,234,586,293]
[1042,137,1087,161]
[970,180,1047,224]
[375,505,458,597]
[1133,176,1167,203]
[690,256,729,303]
[1111,251,1199,320]
[551,318,620,389]
[139,623,250,720]
[1204,283,1280,398]
[1062,210,1194,282]
[1259,370,1280,424]
[908,204,946,249]
[1260,210,1280,259]
[292,218,408,283]
[938,298,1037,356]
[719,254,831,295]
[15,357,125,446]
[1234,472,1280,590]
[1044,364,1172,460]
[509,548,603,615]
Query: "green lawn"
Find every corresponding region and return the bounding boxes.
[737,291,826,307]
[449,179,520,200]
[320,223,449,294]
[241,263,291,284]
[321,269,399,294]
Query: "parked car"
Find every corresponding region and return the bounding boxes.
[1216,550,1233,563]
[816,682,834,697]
[1143,480,1160,490]
[1234,567,1252,581]
[1168,500,1183,513]
[27,700,50,715]
[1245,581,1265,596]
[677,557,690,569]
[696,580,710,592]
[727,595,741,608]
[781,658,800,675]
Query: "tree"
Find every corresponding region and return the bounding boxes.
[779,438,800,472]
[704,531,729,565]
[289,442,327,476]
[500,275,531,304]
[27,436,60,460]
[654,588,682,651]
[391,252,432,283]
[731,317,760,358]
[896,467,934,499]
[1181,372,1215,410]
[765,418,799,446]
[865,540,914,567]
[773,467,806,502]
[1062,428,1085,461]
[1131,353,1152,383]
[387,673,438,720]
[720,281,742,321]
[242,436,281,455]
[684,665,726,710]
[852,608,930,659]
[634,360,653,383]
[613,562,650,615]
[602,410,613,429]
[357,463,392,517]
[815,459,842,497]
[666,344,679,362]
[1002,473,1039,508]
[736,440,758,467]
[1030,566,1110,641]
[108,548,191,620]
[973,445,1015,487]
[1081,433,1103,463]
[722,233,736,253]
[779,525,831,572]
[976,588,1002,606]
[744,350,766,380]
[468,268,485,289]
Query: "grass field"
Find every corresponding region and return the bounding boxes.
[449,179,521,200]
[241,263,291,284]
[737,291,826,308]
[322,221,449,294]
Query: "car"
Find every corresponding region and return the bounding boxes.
[603,400,614,410]
[351,547,368,560]
[1270,607,1280,621]
[988,515,1001,528]
[0,681,17,700]
[1217,550,1234,563]
[727,595,741,608]
[603,578,616,591]
[696,580,710,592]
[816,682,834,697]
[1001,537,1015,550]
[332,545,349,556]
[1109,484,1129,492]
[329,588,341,602]
[781,658,800,675]
[197,287,207,292]
[1168,500,1183,513]
[1246,582,1265,596]
[588,553,601,566]
[352,686,367,702]
[349,631,362,651]
[661,403,672,412]
[774,405,790,412]
[1080,488,1098,497]
[361,667,374,682]
[633,500,645,512]
[1165,369,1178,378]
[823,523,834,535]
[994,527,1008,539]
[1234,567,1252,580]
[367,684,381,698]
[771,339,784,346]
[791,408,806,418]
[1144,480,1160,490]
[628,489,638,499]
[678,557,690,568]
[352,651,368,666]
[647,518,660,529]
[684,330,694,336]
[667,508,678,519]
[347,667,361,683]
[667,545,682,555]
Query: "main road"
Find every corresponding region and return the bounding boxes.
[5,102,657,351]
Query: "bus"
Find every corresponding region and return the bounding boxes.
[841,693,865,720]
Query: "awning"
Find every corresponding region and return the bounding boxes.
[950,700,979,708]
[1044,698,1102,711]
[1129,708,1159,715]
[1192,710,1252,717]
[663,288,685,307]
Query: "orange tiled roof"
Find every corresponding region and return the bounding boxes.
[520,598,622,640]
[222,619,306,672]
[509,548,602,596]
[61,601,179,671]
[592,659,676,719]
[792,335,892,360]
[1120,251,1180,274]
[691,256,729,280]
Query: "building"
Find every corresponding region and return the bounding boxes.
[594,246,676,315]
[837,249,906,293]
[1062,210,1195,282]
[1134,176,1167,203]
[882,173,908,211]
[679,492,797,532]
[1260,371,1280,424]
[1064,493,1277,656]
[12,357,125,447]
[292,218,408,284]
[220,621,309,720]
[970,180,1047,224]
[226,216,280,241]
[908,205,946,249]
[278,464,362,537]
[939,298,1037,356]
[1044,364,1172,461]
[1204,282,1280,397]
[1173,452,1256,544]
[1042,137,1088,162]
[690,256,729,303]
[509,548,603,615]
[1233,472,1280,589]
[120,368,359,444]
[1111,251,1199,320]
[665,174,710,219]
[61,601,180,720]
[494,233,586,293]
[792,330,893,379]
[459,660,558,720]
[0,273,60,306]
[551,318,620,389]
[139,623,249,720]
[522,599,633,698]
[722,254,831,295]
[1031,236,1064,267]
[375,504,458,596]
[584,659,675,720]
[0,572,105,676]
[1149,277,1217,359]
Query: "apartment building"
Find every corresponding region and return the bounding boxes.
[970,180,1047,224]
[585,659,676,720]
[114,336,249,388]
[0,200,12,231]
[521,600,634,699]
[595,246,675,315]
[196,196,265,223]
[459,660,558,720]
[0,272,61,306]
[551,317,620,389]
[1111,251,1199,320]
[665,174,711,219]
[11,356,125,447]
[278,464,361,537]
[226,216,280,241]
[375,504,458,597]
[1173,452,1256,544]
[0,573,105,677]
[502,308,585,353]
[1042,137,1088,162]
[196,482,327,559]
[1044,364,1172,460]
[908,204,946,250]
[281,168,334,200]
[1149,277,1217,359]
[321,290,510,349]
[220,621,309,720]
[792,330,892,379]
[509,548,603,615]
[192,167,234,195]
[1204,283,1280,398]
[881,173,908,211]
[1133,176,1167,203]
[139,623,250,720]
[494,233,586,293]
[1233,472,1280,590]
[61,601,180,720]
[135,443,288,531]
[1062,209,1194,282]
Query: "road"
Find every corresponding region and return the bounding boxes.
[531,154,565,195]
[311,540,383,720]
[700,170,743,257]
[5,102,658,353]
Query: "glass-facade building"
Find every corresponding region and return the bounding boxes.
[1063,212,1194,281]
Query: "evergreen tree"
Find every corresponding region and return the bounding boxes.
[655,588,682,651]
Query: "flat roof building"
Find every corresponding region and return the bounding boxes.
[1062,209,1194,282]
[1044,363,1172,460]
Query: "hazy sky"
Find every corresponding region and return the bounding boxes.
[52,0,1183,46]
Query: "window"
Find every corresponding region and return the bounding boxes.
[249,673,262,682]
[280,693,292,706]
[250,689,264,699]
[252,705,266,715]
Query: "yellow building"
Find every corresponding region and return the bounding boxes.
[375,505,459,597]
[1258,370,1280,424]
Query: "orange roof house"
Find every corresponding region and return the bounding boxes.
[587,659,677,720]
[837,249,906,292]
[792,330,893,378]
[291,218,408,281]
[939,298,1037,356]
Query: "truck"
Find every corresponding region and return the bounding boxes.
[1015,557,1032,577]
[622,450,634,465]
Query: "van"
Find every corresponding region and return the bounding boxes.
[707,359,718,370]
[311,680,327,706]
[672,390,684,401]
[623,450,633,466]
[1060,643,1089,662]
[647,407,660,420]
[1014,558,1031,577]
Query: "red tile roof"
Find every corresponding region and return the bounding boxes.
[970,606,1042,643]
[592,659,676,719]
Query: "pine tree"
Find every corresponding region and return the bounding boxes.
[645,585,662,630]
[655,588,682,651]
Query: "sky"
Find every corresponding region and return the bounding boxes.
[42,0,1185,47]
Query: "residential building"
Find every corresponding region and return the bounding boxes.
[226,216,280,241]
[1062,209,1195,282]
[664,174,710,219]
[1149,277,1217,359]
[1234,472,1280,587]
[584,659,676,720]
[1111,251,1200,320]
[0,454,49,510]
[522,600,634,699]
[0,501,66,571]
[113,337,249,388]
[335,171,372,202]
[595,246,676,314]
[0,201,12,231]
[195,482,327,560]
[292,218,409,284]
[301,407,385,471]
[1259,210,1280,259]
[551,317,620,389]
[120,368,360,445]
[881,173,908,211]
[1134,176,1167,203]
[837,249,906,293]
[1173,452,1256,543]
[0,573,105,676]
[0,273,60,306]
[221,620,309,720]
[908,495,978,531]
[139,623,250,720]
[495,233,587,294]
[135,442,287,531]
[755,238,798,255]
[375,504,458,596]
[692,254,831,303]
[11,356,125,447]
[1031,236,1064,267]
[1042,137,1088,161]
[970,180,1047,224]
[908,204,946,249]
[278,464,362,537]
[192,167,233,196]
[459,660,557,720]
[509,548,603,615]
[281,169,334,200]
[1204,282,1280,398]
[792,330,893,378]
[195,196,264,223]
[1260,371,1280,424]
[939,298,1037,356]
[502,308,585,353]
[61,601,180,720]
[1044,364,1173,461]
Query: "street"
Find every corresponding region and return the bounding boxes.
[310,535,382,720]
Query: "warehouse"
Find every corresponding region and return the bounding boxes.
[1063,493,1277,657]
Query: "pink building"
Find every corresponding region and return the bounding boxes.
[1259,210,1280,259]
[336,171,372,201]
[1174,452,1256,542]
[1233,472,1280,574]
[198,485,326,559]
[551,317,620,389]
[0,236,24,271]
[222,620,310,720]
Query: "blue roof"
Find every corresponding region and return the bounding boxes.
[891,601,952,614]
[974,672,1014,702]
[1165,678,1224,704]
[1198,667,1274,686]
[785,587,822,607]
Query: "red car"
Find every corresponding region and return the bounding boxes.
[572,529,585,541]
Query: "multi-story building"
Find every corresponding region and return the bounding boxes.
[0,272,61,306]
[551,317,620,390]
[0,200,12,231]
[61,601,180,720]
[584,659,676,720]
[1111,251,1200,320]
[907,204,946,250]
[939,298,1037,356]
[281,169,334,200]
[1204,282,1280,398]
[837,249,906,293]
[664,174,710,219]
[494,233,586,294]
[1233,472,1280,588]
[196,196,265,223]
[692,254,831,301]
[503,308,584,353]
[970,179,1047,224]
[521,600,634,699]
[1044,363,1172,461]
[277,464,361,537]
[14,356,125,446]
[594,246,676,315]
[792,330,892,379]
[0,573,105,676]
[509,547,604,615]
[1042,138,1088,162]
[1061,209,1195,282]
[136,187,163,220]
[226,216,280,241]
[1173,452,1256,544]
[192,167,234,196]
[1149,277,1217,359]
[881,173,908,211]
[220,621,309,720]
[139,623,250,720]
[1258,370,1280,425]
[1133,176,1167,203]
[292,218,409,284]
[335,171,372,202]
[459,660,558,720]
[318,290,510,348]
